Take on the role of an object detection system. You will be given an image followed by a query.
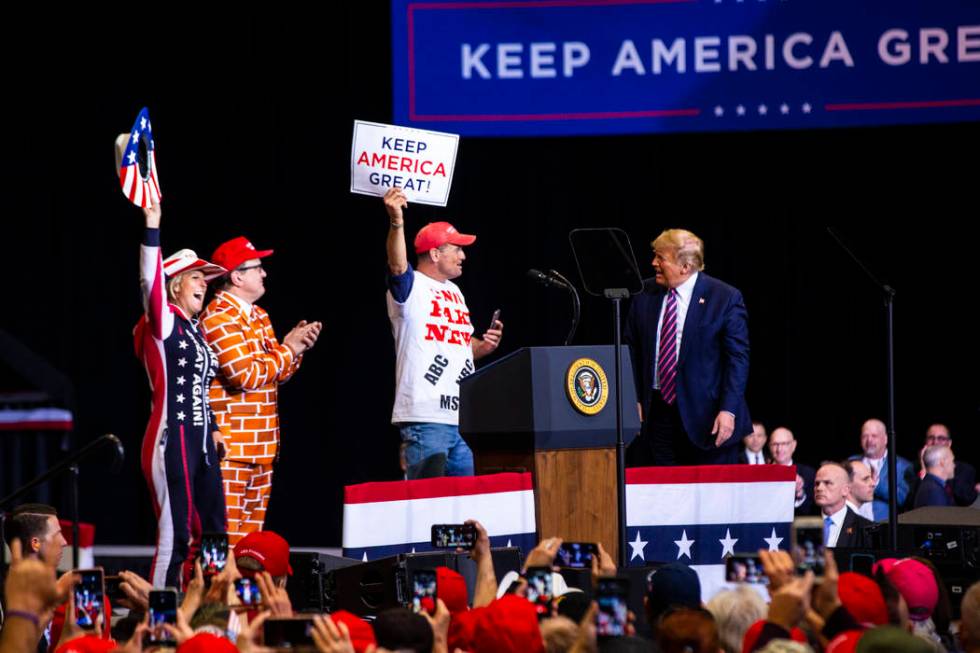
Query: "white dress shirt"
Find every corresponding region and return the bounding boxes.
[824,504,849,548]
[863,454,885,488]
[846,500,875,521]
[745,450,765,465]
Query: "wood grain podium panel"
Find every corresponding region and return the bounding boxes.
[533,447,620,565]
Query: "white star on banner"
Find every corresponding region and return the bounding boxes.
[176,376,185,385]
[736,105,746,116]
[675,530,695,560]
[714,105,724,117]
[178,340,188,350]
[629,531,648,561]
[178,358,187,367]
[176,411,186,421]
[176,394,185,403]
[764,528,784,551]
[506,539,513,547]
[362,552,368,562]
[780,103,790,114]
[802,102,812,114]
[127,151,136,164]
[140,117,147,130]
[719,529,738,558]
[131,131,139,144]
[758,104,768,115]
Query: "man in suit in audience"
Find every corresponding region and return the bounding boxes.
[768,427,815,515]
[815,462,874,548]
[739,421,768,465]
[915,445,956,508]
[917,423,978,506]
[844,459,876,521]
[850,418,916,520]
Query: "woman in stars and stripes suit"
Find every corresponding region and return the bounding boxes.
[133,202,228,588]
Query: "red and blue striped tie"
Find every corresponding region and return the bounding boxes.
[658,289,679,405]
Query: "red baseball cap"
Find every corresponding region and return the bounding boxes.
[880,558,939,622]
[330,611,377,653]
[838,572,888,627]
[436,566,469,615]
[177,633,238,653]
[234,531,292,577]
[211,236,274,272]
[54,636,117,653]
[470,594,545,653]
[413,222,476,254]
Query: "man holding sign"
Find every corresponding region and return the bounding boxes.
[384,188,503,478]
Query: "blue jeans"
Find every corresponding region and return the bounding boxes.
[399,422,474,478]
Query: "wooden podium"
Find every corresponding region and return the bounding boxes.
[459,346,640,564]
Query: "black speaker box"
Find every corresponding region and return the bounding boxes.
[898,507,980,566]
[287,551,361,613]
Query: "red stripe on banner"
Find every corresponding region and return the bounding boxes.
[626,464,797,484]
[345,472,532,504]
[825,98,980,112]
[0,420,73,431]
[409,0,693,10]
[409,109,700,122]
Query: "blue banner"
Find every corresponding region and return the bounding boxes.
[391,0,980,136]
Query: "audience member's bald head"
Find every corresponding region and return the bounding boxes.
[815,462,851,515]
[768,427,797,465]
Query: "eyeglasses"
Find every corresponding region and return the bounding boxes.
[236,264,264,273]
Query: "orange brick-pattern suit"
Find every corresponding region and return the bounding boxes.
[201,290,302,543]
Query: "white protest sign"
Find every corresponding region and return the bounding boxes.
[350,120,459,207]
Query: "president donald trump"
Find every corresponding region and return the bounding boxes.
[625,228,751,465]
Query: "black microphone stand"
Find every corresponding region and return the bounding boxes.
[827,227,898,548]
[548,269,581,345]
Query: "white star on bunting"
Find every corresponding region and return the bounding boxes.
[675,530,695,560]
[629,531,648,562]
[719,529,738,558]
[764,528,784,551]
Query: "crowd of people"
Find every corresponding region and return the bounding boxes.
[4,504,980,653]
[736,419,977,546]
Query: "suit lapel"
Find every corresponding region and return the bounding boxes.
[678,273,707,367]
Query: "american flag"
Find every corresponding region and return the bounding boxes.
[119,107,162,207]
[626,465,795,599]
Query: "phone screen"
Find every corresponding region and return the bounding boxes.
[200,532,229,576]
[148,590,178,646]
[411,569,438,614]
[524,567,553,617]
[725,555,767,585]
[556,542,597,569]
[263,618,315,648]
[596,577,630,638]
[430,523,476,548]
[793,526,826,576]
[235,578,263,607]
[489,309,501,331]
[73,569,104,630]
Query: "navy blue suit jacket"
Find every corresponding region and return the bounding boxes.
[914,473,953,508]
[625,273,752,450]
